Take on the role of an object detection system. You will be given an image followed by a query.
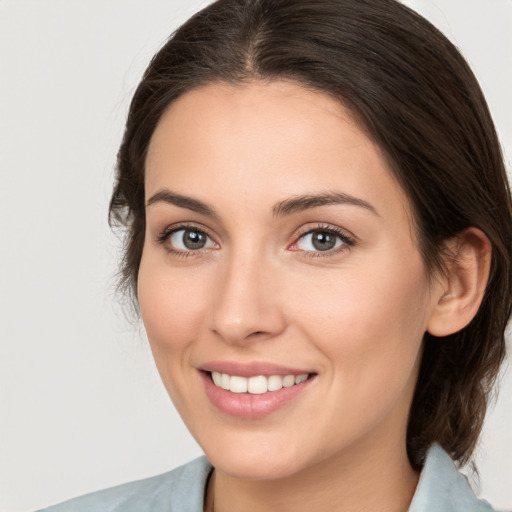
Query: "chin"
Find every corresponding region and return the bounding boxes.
[202,437,305,480]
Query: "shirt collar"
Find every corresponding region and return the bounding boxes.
[408,444,493,512]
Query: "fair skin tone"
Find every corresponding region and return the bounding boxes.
[139,81,490,512]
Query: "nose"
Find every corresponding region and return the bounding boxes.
[208,250,286,345]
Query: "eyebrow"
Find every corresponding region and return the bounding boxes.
[272,192,379,217]
[146,189,379,218]
[146,189,216,217]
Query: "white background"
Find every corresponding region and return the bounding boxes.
[1,1,511,511]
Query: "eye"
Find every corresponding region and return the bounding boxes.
[293,227,353,254]
[297,230,342,252]
[166,228,216,251]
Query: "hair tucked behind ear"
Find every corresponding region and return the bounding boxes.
[110,0,512,468]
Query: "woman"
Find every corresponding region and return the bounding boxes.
[38,0,511,510]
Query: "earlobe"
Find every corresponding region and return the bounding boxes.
[427,228,491,337]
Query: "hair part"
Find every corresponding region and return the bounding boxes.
[110,0,512,468]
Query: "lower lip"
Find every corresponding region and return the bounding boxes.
[200,371,315,419]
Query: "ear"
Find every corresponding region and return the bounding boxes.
[427,228,491,337]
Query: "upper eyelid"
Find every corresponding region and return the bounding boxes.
[293,223,355,241]
[158,222,213,237]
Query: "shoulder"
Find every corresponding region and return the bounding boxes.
[35,456,212,512]
[409,444,500,512]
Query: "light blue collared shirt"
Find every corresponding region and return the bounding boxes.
[37,444,500,511]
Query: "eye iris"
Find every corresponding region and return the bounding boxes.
[183,230,206,249]
[312,231,336,251]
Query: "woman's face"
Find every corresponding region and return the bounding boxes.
[139,81,441,479]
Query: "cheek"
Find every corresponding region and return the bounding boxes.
[137,253,207,358]
[293,254,430,393]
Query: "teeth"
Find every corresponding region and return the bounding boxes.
[229,375,248,393]
[248,375,267,394]
[210,372,309,394]
[282,375,295,387]
[267,375,283,392]
[295,374,308,384]
[212,371,222,387]
[220,372,230,390]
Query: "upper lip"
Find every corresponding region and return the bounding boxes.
[199,361,314,378]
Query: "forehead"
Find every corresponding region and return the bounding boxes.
[147,81,367,168]
[145,80,412,227]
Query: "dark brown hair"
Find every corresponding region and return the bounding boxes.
[110,0,512,468]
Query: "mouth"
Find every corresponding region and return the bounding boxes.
[199,367,317,418]
[209,371,311,394]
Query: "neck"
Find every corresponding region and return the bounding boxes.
[205,437,419,512]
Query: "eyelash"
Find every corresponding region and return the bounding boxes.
[155,223,355,258]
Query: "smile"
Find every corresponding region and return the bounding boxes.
[211,371,309,394]
[200,366,316,418]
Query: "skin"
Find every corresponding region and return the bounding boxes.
[139,80,455,512]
